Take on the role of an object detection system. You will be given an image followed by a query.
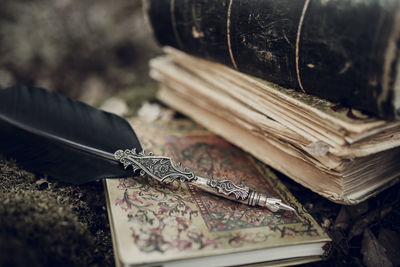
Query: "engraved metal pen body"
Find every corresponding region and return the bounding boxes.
[114,149,295,212]
[191,176,295,212]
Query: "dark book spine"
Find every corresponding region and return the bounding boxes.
[145,0,400,119]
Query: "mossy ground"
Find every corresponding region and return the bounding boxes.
[0,159,114,266]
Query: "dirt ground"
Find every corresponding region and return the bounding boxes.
[1,1,399,266]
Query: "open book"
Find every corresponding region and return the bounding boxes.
[104,118,330,267]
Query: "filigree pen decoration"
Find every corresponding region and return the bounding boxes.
[114,149,295,212]
[207,179,249,200]
[114,149,195,183]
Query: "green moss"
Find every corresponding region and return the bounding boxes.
[0,158,114,266]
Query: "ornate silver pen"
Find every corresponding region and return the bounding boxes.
[114,149,295,212]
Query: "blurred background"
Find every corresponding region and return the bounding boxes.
[0,0,160,103]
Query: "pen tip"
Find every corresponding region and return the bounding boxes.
[280,203,296,212]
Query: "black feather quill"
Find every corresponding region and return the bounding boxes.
[0,85,142,184]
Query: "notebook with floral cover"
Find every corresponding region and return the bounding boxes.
[104,118,331,267]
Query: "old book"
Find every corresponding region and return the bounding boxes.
[104,118,331,267]
[144,0,400,119]
[150,47,400,204]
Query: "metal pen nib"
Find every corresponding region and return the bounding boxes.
[114,149,295,213]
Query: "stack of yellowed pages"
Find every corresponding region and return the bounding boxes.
[150,47,400,204]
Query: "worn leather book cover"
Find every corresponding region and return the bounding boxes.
[144,0,400,119]
[104,118,330,267]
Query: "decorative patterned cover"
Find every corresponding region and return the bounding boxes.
[104,118,330,266]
